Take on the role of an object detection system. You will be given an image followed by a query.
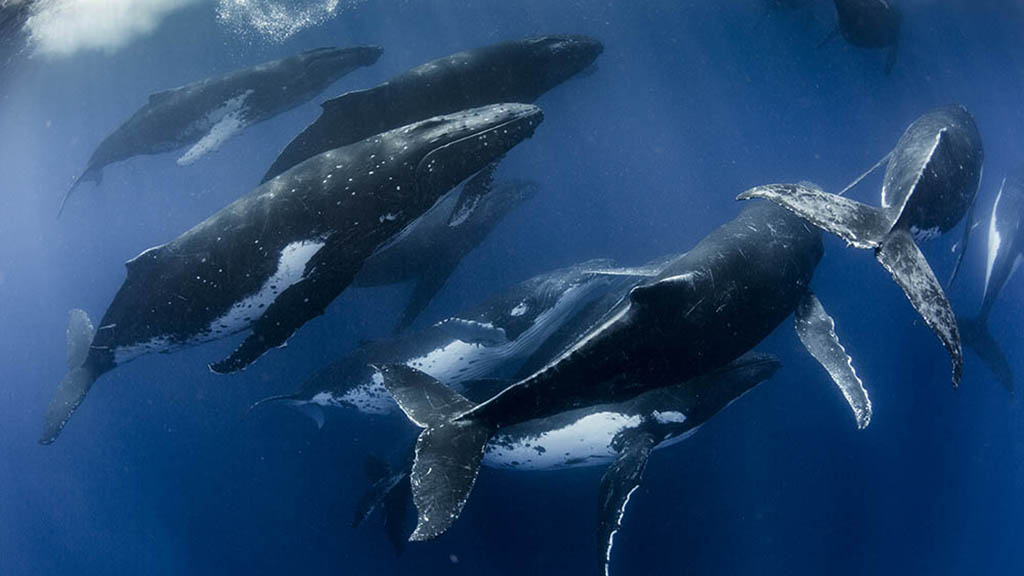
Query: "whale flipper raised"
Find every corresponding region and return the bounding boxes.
[794,292,871,429]
[597,430,655,576]
[875,227,963,386]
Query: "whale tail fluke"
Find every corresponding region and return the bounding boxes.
[41,309,98,444]
[739,183,963,388]
[57,166,103,218]
[960,316,1014,395]
[375,364,493,542]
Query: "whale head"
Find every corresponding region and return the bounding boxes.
[396,103,544,204]
[523,35,604,90]
[300,45,383,80]
[883,106,984,239]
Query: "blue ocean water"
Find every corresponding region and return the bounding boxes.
[1,1,1022,574]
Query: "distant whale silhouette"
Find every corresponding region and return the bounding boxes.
[261,35,603,183]
[353,174,539,330]
[958,164,1024,393]
[376,200,870,567]
[820,0,901,74]
[740,106,984,387]
[58,45,382,216]
[41,103,544,445]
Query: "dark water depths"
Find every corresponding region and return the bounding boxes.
[1,1,1022,574]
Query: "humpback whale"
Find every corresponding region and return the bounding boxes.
[358,353,781,571]
[959,165,1024,393]
[820,0,901,74]
[58,45,383,216]
[261,35,603,182]
[376,200,869,551]
[353,173,539,329]
[41,103,544,444]
[739,106,984,387]
[248,259,643,422]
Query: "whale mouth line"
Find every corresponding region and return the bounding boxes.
[414,107,542,199]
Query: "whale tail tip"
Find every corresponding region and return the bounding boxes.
[57,166,103,218]
[961,316,1014,396]
[40,309,98,445]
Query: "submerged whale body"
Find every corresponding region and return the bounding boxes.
[741,106,984,387]
[353,174,540,329]
[58,45,383,215]
[377,199,871,574]
[41,103,544,444]
[822,0,901,74]
[248,258,643,421]
[261,35,603,182]
[959,164,1024,393]
[359,353,781,565]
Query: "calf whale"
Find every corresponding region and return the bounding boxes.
[261,35,603,182]
[958,165,1024,393]
[740,106,984,387]
[353,174,539,329]
[42,103,544,444]
[58,45,383,216]
[820,0,901,74]
[359,353,781,571]
[248,259,642,422]
[376,200,870,553]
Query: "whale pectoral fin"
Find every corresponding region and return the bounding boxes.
[376,364,491,541]
[210,249,359,374]
[583,266,663,278]
[447,161,499,227]
[353,454,412,556]
[177,113,249,166]
[738,183,892,249]
[396,263,455,331]
[598,430,656,576]
[875,228,963,387]
[794,292,871,429]
[41,365,97,445]
[947,185,979,288]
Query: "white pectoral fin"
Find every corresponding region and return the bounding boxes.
[177,111,249,166]
[794,292,871,429]
[582,266,664,278]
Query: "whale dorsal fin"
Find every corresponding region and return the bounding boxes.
[147,88,178,106]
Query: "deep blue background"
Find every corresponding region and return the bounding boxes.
[1,1,1022,574]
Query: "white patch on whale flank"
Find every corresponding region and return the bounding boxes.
[985,178,1005,295]
[483,411,642,471]
[113,238,324,364]
[177,90,254,165]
